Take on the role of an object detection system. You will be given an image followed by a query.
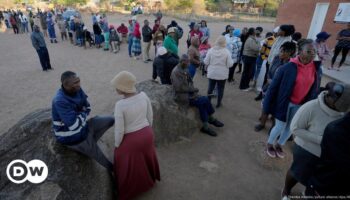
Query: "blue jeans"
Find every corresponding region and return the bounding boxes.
[207,79,226,106]
[267,103,301,145]
[128,36,133,57]
[254,56,263,81]
[188,64,197,79]
[189,96,215,123]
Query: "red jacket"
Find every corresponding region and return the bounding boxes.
[117,25,128,35]
[133,23,141,39]
[10,16,17,25]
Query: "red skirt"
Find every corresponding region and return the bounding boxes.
[114,126,160,200]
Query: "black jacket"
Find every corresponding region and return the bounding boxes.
[142,25,153,42]
[309,113,350,196]
[152,53,179,84]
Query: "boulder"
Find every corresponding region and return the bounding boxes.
[136,80,201,145]
[0,109,115,200]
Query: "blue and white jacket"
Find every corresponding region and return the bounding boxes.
[52,88,91,145]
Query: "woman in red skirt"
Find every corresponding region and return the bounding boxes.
[111,71,160,200]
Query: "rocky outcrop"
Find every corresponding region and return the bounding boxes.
[0,109,115,200]
[136,80,201,145]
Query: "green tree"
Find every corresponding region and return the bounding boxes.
[164,0,194,10]
[52,0,87,6]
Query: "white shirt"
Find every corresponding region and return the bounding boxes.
[114,92,153,147]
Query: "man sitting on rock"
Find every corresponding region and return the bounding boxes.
[171,54,224,136]
[52,71,114,171]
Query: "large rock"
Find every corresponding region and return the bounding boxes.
[136,80,201,144]
[0,109,115,200]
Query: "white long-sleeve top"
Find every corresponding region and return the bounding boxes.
[114,92,153,147]
[204,46,234,80]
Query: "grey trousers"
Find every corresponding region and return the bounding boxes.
[68,116,114,171]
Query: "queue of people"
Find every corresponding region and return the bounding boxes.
[2,8,350,199]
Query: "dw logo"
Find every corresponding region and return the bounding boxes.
[6,159,48,184]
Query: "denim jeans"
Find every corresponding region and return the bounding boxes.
[239,56,257,90]
[267,103,301,145]
[189,96,215,123]
[188,64,197,79]
[128,36,133,57]
[254,56,263,81]
[207,79,226,106]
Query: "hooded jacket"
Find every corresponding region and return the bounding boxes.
[263,59,322,122]
[204,46,234,80]
[31,31,46,50]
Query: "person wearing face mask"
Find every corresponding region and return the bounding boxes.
[263,39,322,159]
[31,25,52,71]
[281,83,350,200]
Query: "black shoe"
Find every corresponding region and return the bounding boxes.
[208,119,224,127]
[147,59,152,62]
[254,124,265,132]
[54,40,57,43]
[255,93,263,101]
[216,103,221,108]
[200,127,217,137]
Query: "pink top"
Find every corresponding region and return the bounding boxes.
[190,30,203,40]
[290,56,316,105]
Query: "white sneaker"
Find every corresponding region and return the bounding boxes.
[281,196,290,200]
[241,88,252,92]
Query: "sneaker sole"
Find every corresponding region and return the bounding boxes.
[266,150,276,158]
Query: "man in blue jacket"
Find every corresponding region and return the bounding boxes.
[52,71,114,171]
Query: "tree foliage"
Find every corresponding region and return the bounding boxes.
[52,0,87,6]
[164,0,194,10]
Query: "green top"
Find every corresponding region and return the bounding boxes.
[163,36,178,55]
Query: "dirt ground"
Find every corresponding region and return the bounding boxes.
[0,13,332,199]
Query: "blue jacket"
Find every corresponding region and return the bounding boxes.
[263,61,322,122]
[52,88,91,145]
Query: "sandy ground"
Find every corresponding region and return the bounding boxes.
[0,13,332,199]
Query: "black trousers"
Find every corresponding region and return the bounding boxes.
[228,63,239,82]
[36,47,52,71]
[208,79,226,106]
[331,46,349,67]
[239,56,257,90]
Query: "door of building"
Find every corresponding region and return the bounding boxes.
[307,3,330,40]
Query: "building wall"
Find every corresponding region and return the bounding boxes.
[275,0,349,48]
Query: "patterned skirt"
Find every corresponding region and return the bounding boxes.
[131,37,142,55]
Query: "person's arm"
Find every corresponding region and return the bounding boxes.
[263,64,285,114]
[54,100,88,131]
[203,49,211,66]
[145,95,153,126]
[290,103,323,144]
[82,96,91,116]
[31,35,39,50]
[226,49,234,68]
[171,71,198,93]
[114,103,125,148]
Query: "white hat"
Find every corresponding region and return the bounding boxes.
[158,47,167,56]
[273,26,280,33]
[168,27,176,34]
[111,71,137,93]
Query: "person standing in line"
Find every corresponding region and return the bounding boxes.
[314,32,331,69]
[117,23,128,43]
[330,23,350,71]
[31,25,53,71]
[263,39,322,159]
[93,21,102,48]
[127,19,135,57]
[142,19,153,63]
[199,20,210,38]
[239,28,260,91]
[227,29,243,83]
[40,12,48,37]
[237,27,249,73]
[100,20,110,51]
[19,12,29,33]
[281,83,350,200]
[57,15,67,41]
[131,22,142,59]
[188,36,201,78]
[9,14,18,34]
[163,27,178,56]
[205,36,234,108]
[46,13,57,43]
[111,71,160,200]
[153,25,166,56]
